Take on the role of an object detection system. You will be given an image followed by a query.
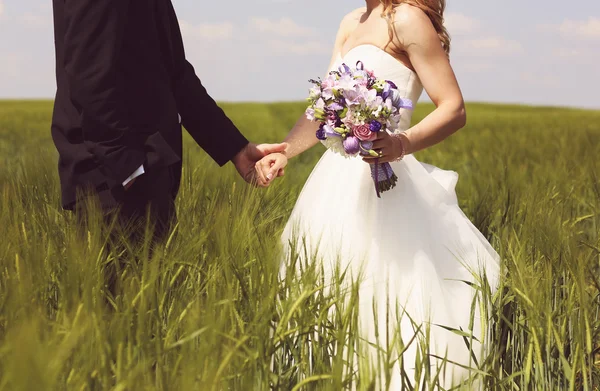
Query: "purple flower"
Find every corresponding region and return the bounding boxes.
[386,80,398,89]
[396,97,414,110]
[390,90,413,110]
[323,124,341,138]
[328,102,344,111]
[370,120,382,132]
[338,63,351,75]
[343,136,360,155]
[359,141,374,155]
[316,125,326,140]
[381,82,391,101]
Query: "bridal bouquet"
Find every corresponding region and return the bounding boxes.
[305,61,413,197]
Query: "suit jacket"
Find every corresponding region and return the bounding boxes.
[51,0,248,209]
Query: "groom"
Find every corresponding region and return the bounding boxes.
[51,0,285,238]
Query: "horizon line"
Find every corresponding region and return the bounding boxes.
[0,98,598,112]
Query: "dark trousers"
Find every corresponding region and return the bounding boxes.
[110,165,178,243]
[75,165,178,300]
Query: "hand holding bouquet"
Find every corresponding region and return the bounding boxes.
[305,61,413,197]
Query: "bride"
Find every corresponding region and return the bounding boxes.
[257,0,500,388]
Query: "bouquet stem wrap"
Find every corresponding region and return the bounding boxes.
[372,161,398,198]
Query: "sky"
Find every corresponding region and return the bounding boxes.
[0,0,598,109]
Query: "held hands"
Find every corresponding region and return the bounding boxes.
[255,153,288,187]
[362,131,409,164]
[232,142,288,187]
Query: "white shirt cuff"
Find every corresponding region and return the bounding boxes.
[122,164,145,187]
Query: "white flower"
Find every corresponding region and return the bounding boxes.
[372,106,383,118]
[336,73,358,91]
[308,86,321,100]
[315,98,325,110]
[321,87,335,100]
[322,138,348,156]
[386,113,402,131]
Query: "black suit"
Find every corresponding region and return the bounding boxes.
[51,0,248,219]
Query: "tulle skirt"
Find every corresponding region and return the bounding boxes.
[280,150,500,388]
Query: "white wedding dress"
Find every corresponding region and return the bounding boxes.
[280,45,500,389]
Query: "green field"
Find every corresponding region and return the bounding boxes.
[0,100,599,390]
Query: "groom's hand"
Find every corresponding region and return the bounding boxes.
[232,142,288,186]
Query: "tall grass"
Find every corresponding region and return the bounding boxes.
[0,100,598,390]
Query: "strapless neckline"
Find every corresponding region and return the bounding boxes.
[337,44,417,76]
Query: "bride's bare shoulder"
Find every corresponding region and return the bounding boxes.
[345,7,367,19]
[330,8,365,55]
[340,7,366,30]
[392,4,434,31]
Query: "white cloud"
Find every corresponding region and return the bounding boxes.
[444,14,522,58]
[267,39,328,55]
[179,21,234,41]
[250,17,317,38]
[457,37,524,56]
[559,17,600,39]
[444,12,481,35]
[179,17,325,55]
[539,17,600,40]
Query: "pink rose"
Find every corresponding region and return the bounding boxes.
[353,124,376,141]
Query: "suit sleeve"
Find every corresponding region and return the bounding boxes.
[171,33,249,166]
[63,0,146,186]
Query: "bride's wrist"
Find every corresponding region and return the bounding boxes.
[281,141,292,158]
[391,133,410,161]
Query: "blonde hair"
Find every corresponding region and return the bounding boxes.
[381,0,451,55]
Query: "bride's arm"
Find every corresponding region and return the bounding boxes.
[282,9,363,160]
[390,7,467,156]
[254,9,363,184]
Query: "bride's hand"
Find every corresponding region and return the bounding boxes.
[362,131,409,164]
[255,153,288,187]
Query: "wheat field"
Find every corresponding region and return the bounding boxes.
[0,100,599,390]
